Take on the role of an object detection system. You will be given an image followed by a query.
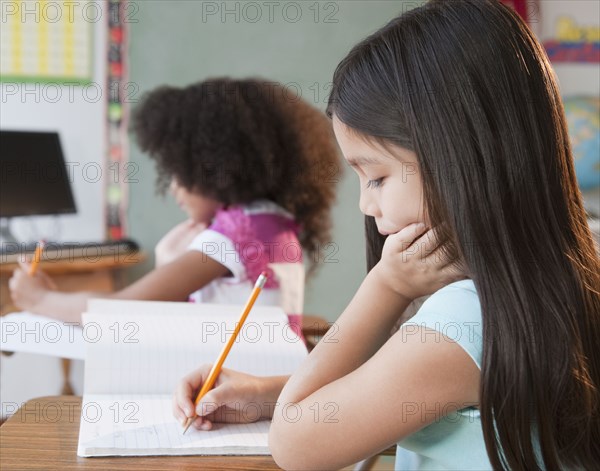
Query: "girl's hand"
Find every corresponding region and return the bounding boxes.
[372,222,468,301]
[8,263,57,312]
[173,365,278,431]
[155,219,206,267]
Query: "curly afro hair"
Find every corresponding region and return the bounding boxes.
[131,77,341,272]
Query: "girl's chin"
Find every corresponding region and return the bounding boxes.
[377,226,397,236]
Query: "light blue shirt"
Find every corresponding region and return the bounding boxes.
[395,279,492,471]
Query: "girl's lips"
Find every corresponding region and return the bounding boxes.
[376,220,400,236]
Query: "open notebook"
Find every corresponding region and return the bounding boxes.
[77,299,308,457]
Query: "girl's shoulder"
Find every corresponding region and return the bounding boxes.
[214,199,295,220]
[209,200,300,245]
[240,200,295,219]
[417,279,480,321]
[401,279,483,370]
[211,200,296,231]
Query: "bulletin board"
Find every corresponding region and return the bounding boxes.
[0,0,93,83]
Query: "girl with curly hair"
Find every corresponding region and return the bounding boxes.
[10,78,340,325]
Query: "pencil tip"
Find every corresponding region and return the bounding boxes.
[182,418,192,435]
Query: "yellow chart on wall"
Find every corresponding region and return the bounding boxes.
[0,0,94,83]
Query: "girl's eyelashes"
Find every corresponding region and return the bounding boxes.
[366,177,384,189]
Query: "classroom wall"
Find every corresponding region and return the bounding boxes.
[126,1,412,320]
[126,0,600,322]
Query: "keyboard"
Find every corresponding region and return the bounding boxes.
[0,238,140,263]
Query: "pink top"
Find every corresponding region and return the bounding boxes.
[187,200,305,323]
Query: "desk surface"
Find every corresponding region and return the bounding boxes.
[0,253,147,276]
[0,396,281,470]
[0,253,147,316]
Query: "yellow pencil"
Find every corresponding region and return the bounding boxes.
[28,241,45,276]
[182,271,268,435]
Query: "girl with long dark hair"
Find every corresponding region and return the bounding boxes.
[174,2,599,469]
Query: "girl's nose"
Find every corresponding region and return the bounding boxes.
[359,190,381,218]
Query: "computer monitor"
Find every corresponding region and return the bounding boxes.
[0,130,77,218]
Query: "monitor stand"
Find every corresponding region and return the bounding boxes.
[0,218,18,244]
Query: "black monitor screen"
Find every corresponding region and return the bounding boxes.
[0,130,77,218]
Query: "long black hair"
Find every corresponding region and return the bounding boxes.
[327,1,600,469]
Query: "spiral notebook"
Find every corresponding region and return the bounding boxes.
[77,299,308,457]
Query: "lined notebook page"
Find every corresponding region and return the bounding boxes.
[77,395,270,457]
[86,299,286,315]
[82,306,307,394]
[78,300,307,457]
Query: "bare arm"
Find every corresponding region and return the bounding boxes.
[275,224,465,406]
[269,224,471,469]
[270,311,480,470]
[9,251,229,323]
[277,271,414,406]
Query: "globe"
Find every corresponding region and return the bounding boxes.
[563,96,600,190]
